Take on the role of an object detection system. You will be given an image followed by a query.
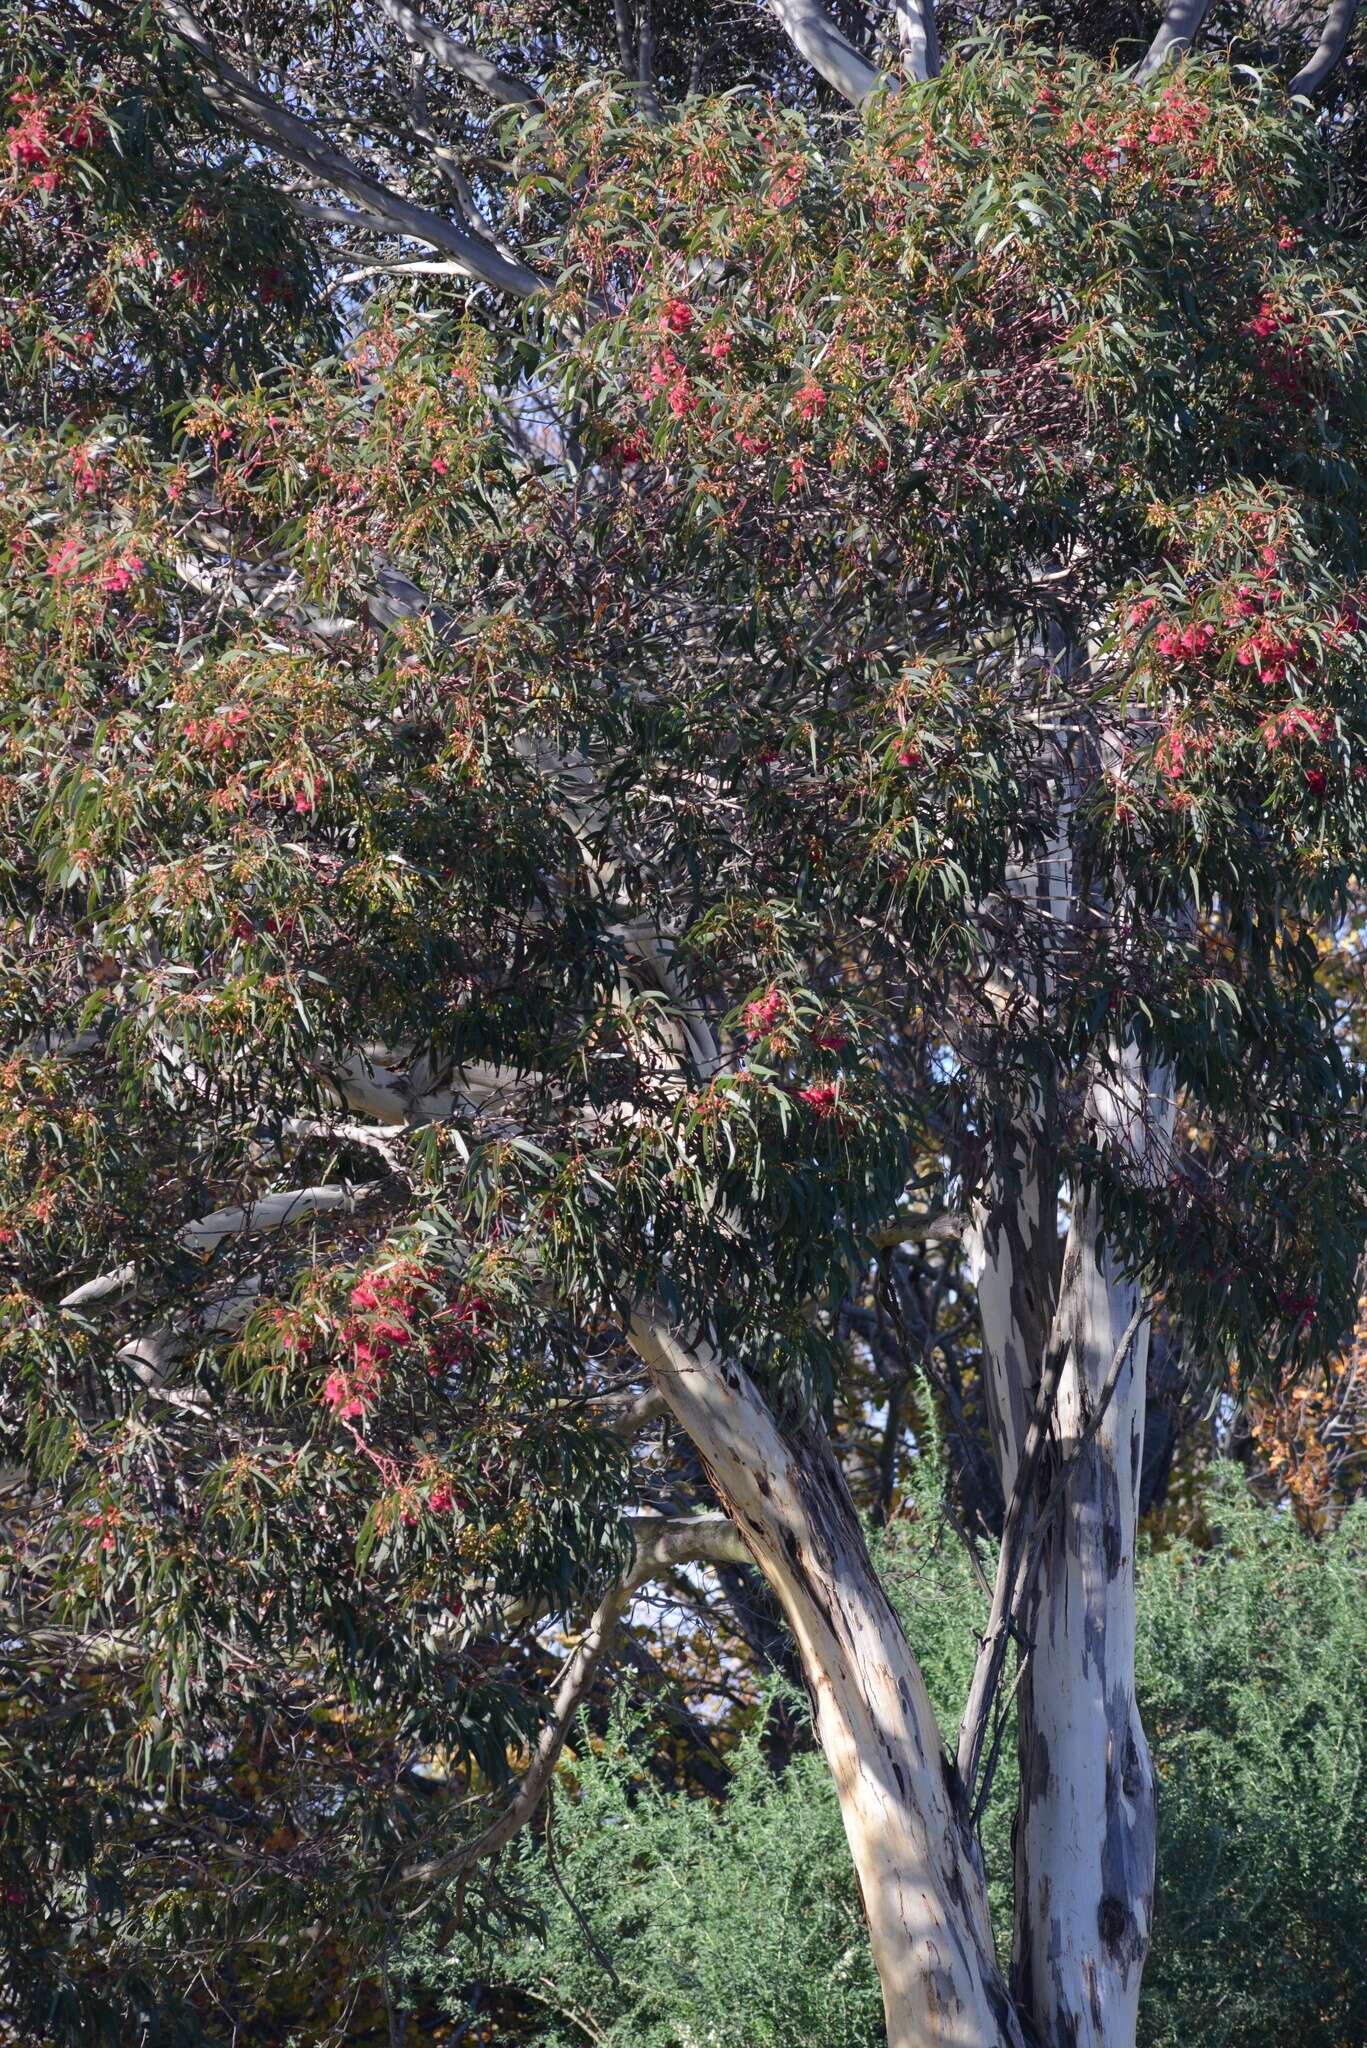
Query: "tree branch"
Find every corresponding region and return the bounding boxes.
[623,1509,750,1572]
[157,1,544,297]
[405,1511,743,1885]
[59,1184,381,1313]
[960,1293,1147,1828]
[955,1336,1068,1805]
[1134,0,1214,82]
[893,0,940,83]
[872,1208,965,1250]
[378,0,540,106]
[409,1578,631,1885]
[768,0,883,105]
[1290,0,1361,96]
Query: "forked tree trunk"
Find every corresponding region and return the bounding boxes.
[1012,1202,1157,2048]
[631,1316,1026,2048]
[969,1048,1173,2048]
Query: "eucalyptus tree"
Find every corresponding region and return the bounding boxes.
[4,6,1367,2048]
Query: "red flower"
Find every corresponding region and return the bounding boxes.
[743,988,785,1035]
[46,536,81,578]
[1155,724,1205,781]
[1246,298,1285,341]
[1239,626,1302,685]
[100,554,144,595]
[662,298,693,334]
[70,448,99,494]
[614,429,649,465]
[1154,620,1216,666]
[321,1371,365,1420]
[1261,704,1333,751]
[6,109,52,171]
[794,381,826,423]
[798,1081,838,1116]
[1277,1290,1317,1330]
[62,110,105,152]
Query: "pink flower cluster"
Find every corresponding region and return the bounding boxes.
[1277,1290,1318,1331]
[1246,298,1287,342]
[4,88,105,192]
[82,1507,118,1553]
[321,1265,486,1423]
[1260,704,1333,750]
[798,1081,838,1116]
[101,554,144,595]
[70,447,107,496]
[793,381,826,424]
[648,345,697,418]
[1147,86,1210,147]
[1153,620,1217,665]
[186,705,250,755]
[1154,723,1210,782]
[1235,624,1303,685]
[742,988,786,1036]
[1245,299,1307,396]
[322,1263,423,1420]
[46,538,144,593]
[767,156,806,210]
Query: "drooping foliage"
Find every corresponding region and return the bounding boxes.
[4,11,1367,2037]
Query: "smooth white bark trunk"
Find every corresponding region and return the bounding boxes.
[1012,1207,1155,2048]
[968,1045,1173,2048]
[631,1316,1025,2048]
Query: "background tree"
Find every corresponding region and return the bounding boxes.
[4,4,1367,2047]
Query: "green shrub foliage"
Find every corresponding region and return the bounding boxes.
[411,1474,1366,2048]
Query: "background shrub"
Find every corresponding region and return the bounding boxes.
[403,1469,1366,2048]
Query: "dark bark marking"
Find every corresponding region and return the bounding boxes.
[1086,1957,1105,2033]
[1102,1513,1122,1581]
[1097,1894,1128,1950]
[1054,1991,1080,2048]
[1098,1700,1155,1980]
[1121,1726,1143,1801]
[984,1968,1019,2044]
[1028,1726,1052,1802]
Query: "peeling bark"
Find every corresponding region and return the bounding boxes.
[631,1316,1025,2048]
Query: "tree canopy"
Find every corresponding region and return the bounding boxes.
[4,3,1367,2044]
